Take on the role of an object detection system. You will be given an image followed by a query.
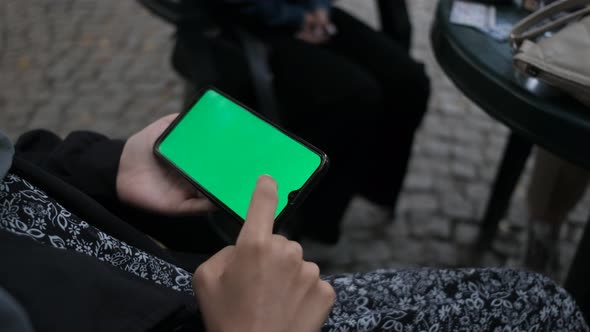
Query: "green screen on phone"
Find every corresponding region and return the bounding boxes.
[157,89,324,221]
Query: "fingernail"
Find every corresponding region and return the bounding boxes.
[258,174,277,189]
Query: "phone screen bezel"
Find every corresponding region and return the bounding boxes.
[153,86,329,232]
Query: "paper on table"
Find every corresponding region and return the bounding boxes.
[450,0,497,30]
[450,0,513,41]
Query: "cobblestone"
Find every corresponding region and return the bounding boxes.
[455,222,479,245]
[353,240,394,264]
[421,139,452,158]
[452,145,485,164]
[1,0,589,284]
[492,231,526,258]
[400,193,439,214]
[479,252,505,267]
[441,192,475,221]
[425,240,459,266]
[404,172,434,191]
[451,160,477,179]
[409,215,452,240]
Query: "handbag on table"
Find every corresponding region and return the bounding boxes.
[509,0,590,106]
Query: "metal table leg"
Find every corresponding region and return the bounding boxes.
[476,131,533,249]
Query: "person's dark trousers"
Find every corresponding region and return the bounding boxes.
[178,8,430,243]
[263,9,430,243]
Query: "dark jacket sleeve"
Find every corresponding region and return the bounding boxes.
[13,130,225,257]
[310,0,331,10]
[220,0,308,28]
[14,129,124,206]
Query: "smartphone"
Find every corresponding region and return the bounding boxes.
[154,87,328,231]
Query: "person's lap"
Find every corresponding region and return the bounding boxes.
[266,8,429,131]
[3,162,586,330]
[323,268,588,331]
[260,15,429,232]
[267,40,392,240]
[326,7,430,118]
[322,8,431,206]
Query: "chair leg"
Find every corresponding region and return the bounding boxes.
[377,0,412,51]
[476,132,533,250]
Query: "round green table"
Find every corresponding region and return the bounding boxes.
[431,0,590,319]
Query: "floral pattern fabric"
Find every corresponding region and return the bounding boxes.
[323,269,588,331]
[1,173,588,331]
[0,173,194,294]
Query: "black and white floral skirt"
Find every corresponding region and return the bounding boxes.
[323,268,587,331]
[1,174,588,331]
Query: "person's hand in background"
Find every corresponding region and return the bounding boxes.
[312,8,337,36]
[193,175,335,332]
[116,114,215,216]
[296,8,336,44]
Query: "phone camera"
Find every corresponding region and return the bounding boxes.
[288,190,299,203]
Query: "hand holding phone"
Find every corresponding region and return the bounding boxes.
[154,88,328,233]
[117,113,215,216]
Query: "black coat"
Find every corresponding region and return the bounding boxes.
[1,130,209,331]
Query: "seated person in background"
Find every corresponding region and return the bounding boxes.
[0,116,587,331]
[199,0,431,243]
[525,148,590,276]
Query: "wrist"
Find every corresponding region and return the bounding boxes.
[86,138,126,202]
[114,139,130,202]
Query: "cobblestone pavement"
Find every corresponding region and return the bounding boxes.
[1,0,588,283]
